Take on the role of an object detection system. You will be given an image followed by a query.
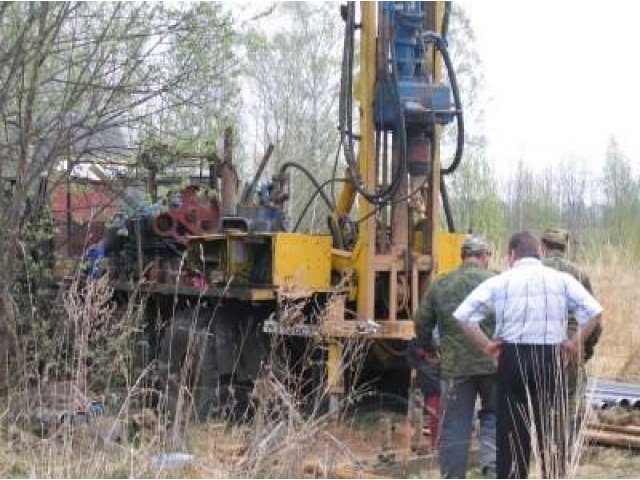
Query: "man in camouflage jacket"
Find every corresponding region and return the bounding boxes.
[541,228,603,437]
[414,235,496,478]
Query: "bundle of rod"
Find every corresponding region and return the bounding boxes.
[585,378,640,409]
[584,427,640,449]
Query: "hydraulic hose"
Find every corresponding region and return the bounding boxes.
[422,31,464,175]
[339,1,407,206]
[442,2,452,40]
[355,173,430,225]
[293,178,347,232]
[440,177,455,232]
[278,162,336,212]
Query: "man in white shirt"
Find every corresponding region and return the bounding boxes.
[453,231,602,479]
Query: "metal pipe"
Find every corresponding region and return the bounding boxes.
[242,144,274,205]
[217,162,238,216]
[585,378,640,410]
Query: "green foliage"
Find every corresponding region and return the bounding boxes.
[601,137,640,245]
[449,153,507,246]
[244,2,341,168]
[142,3,240,151]
[459,135,640,258]
[0,1,241,345]
[240,2,342,232]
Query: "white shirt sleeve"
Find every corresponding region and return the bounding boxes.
[564,273,603,325]
[453,279,495,324]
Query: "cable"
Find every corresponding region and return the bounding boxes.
[330,141,342,206]
[442,2,452,41]
[440,177,455,232]
[356,174,430,225]
[293,178,347,233]
[339,2,407,206]
[421,32,464,175]
[278,162,336,212]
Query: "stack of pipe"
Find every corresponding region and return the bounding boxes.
[585,378,640,410]
[585,378,640,448]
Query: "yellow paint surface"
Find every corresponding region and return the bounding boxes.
[273,233,332,291]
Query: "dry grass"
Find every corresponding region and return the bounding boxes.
[584,247,640,381]
[0,247,638,478]
[575,446,640,478]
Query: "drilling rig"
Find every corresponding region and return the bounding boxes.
[88,1,466,420]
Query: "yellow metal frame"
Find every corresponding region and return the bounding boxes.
[325,0,463,409]
[273,233,333,291]
[330,2,461,327]
[354,2,377,322]
[435,232,465,275]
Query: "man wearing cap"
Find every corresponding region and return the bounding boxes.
[414,234,497,478]
[454,231,603,479]
[541,227,602,438]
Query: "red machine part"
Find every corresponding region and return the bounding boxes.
[152,185,221,244]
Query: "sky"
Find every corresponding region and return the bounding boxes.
[461,1,640,177]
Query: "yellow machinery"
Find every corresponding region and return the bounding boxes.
[309,1,468,405]
[99,1,467,419]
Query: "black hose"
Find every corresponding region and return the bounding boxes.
[339,1,407,206]
[293,178,347,233]
[278,162,336,212]
[442,2,452,40]
[330,141,342,206]
[355,173,430,225]
[440,177,455,232]
[422,32,464,175]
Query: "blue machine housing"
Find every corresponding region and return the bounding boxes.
[374,2,454,130]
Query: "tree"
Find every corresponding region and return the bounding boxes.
[505,160,561,235]
[448,153,507,246]
[0,2,238,386]
[240,2,342,231]
[140,3,239,151]
[554,157,591,243]
[443,4,486,158]
[600,136,640,245]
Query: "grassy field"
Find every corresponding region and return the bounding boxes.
[0,248,638,478]
[585,247,640,382]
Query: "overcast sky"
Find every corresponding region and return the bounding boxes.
[462,1,640,177]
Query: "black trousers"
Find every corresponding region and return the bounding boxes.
[496,343,568,479]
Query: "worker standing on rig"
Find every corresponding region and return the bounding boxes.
[541,227,602,439]
[414,235,497,478]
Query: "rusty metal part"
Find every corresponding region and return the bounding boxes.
[223,127,233,164]
[217,127,239,215]
[217,161,238,216]
[390,138,408,250]
[152,185,221,244]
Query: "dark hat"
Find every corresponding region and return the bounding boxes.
[461,235,491,256]
[542,228,569,247]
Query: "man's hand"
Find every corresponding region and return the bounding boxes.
[561,339,578,363]
[483,339,503,366]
